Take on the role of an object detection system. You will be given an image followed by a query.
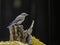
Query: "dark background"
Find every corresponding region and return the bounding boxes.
[0,0,56,45]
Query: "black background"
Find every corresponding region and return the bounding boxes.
[0,0,56,45]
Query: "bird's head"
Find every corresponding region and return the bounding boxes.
[21,12,29,16]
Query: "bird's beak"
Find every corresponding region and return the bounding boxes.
[21,12,29,16]
[23,13,29,16]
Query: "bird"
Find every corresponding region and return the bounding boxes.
[7,12,29,29]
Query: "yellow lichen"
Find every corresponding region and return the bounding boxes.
[32,36,45,45]
[0,36,45,45]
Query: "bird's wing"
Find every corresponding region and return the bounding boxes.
[11,15,24,23]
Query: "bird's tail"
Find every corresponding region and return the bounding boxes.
[7,23,15,28]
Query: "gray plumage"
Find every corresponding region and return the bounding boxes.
[7,12,28,28]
